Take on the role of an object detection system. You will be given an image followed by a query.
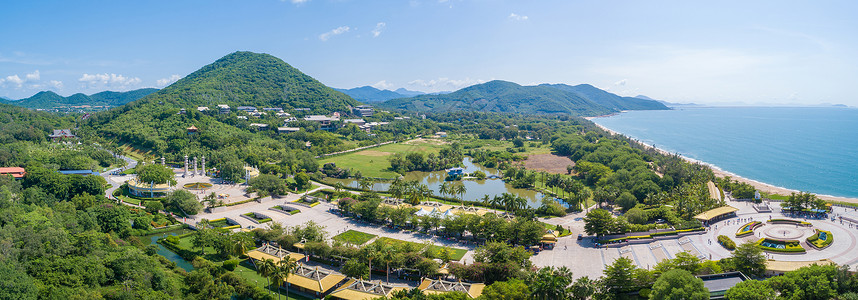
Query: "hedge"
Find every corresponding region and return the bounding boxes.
[755,238,806,253]
[600,227,706,243]
[717,235,735,250]
[736,221,762,237]
[806,229,833,249]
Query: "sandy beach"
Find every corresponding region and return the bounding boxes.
[591,122,858,204]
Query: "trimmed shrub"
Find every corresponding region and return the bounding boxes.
[718,235,736,250]
[223,259,239,271]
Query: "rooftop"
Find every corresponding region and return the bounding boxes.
[418,279,485,298]
[286,265,347,293]
[693,206,738,221]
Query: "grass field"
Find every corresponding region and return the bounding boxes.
[375,237,468,261]
[332,230,377,245]
[319,139,446,178]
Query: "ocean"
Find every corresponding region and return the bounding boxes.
[592,107,858,199]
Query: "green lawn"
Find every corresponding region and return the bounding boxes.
[318,139,445,178]
[375,237,468,261]
[332,230,377,245]
[234,261,314,300]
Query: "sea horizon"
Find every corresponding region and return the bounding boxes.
[592,106,858,200]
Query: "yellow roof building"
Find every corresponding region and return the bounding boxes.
[328,279,408,300]
[286,265,348,296]
[765,259,835,276]
[418,279,486,298]
[246,244,305,263]
[694,206,739,222]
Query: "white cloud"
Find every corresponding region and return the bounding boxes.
[614,79,627,86]
[3,75,24,87]
[508,13,528,21]
[157,74,182,87]
[78,73,142,89]
[406,77,486,92]
[49,80,63,89]
[372,22,386,38]
[283,0,309,4]
[25,70,40,81]
[371,80,394,90]
[319,26,350,41]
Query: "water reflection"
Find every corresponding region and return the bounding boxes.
[326,158,545,208]
[143,229,195,271]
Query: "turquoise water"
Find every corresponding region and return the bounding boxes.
[592,107,858,198]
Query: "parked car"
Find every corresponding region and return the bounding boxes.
[577,234,584,240]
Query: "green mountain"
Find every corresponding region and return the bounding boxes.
[540,83,668,111]
[1,89,158,110]
[85,51,361,157]
[138,51,359,110]
[335,86,412,102]
[379,80,646,116]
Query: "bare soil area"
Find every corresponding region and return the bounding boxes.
[523,153,575,174]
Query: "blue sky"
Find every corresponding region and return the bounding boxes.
[1,0,857,105]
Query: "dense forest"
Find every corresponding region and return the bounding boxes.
[1,88,158,110]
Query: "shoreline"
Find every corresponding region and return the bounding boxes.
[591,121,858,204]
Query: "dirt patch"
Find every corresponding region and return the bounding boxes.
[403,138,446,145]
[523,153,575,174]
[359,150,392,157]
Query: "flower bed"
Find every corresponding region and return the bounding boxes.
[241,212,272,224]
[806,229,833,249]
[755,238,805,253]
[736,221,763,237]
[599,227,705,243]
[768,219,812,226]
[717,235,736,250]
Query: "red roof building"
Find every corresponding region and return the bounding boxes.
[0,167,26,179]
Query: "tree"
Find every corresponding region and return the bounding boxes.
[725,280,776,300]
[481,278,531,300]
[583,209,613,236]
[256,258,277,295]
[250,174,287,197]
[649,269,708,300]
[730,242,766,277]
[527,266,574,300]
[616,191,637,211]
[165,189,202,215]
[220,159,244,183]
[341,258,369,280]
[294,172,311,190]
[137,164,177,185]
[600,257,651,297]
[569,276,596,300]
[270,257,297,300]
[358,177,373,191]
[624,207,647,225]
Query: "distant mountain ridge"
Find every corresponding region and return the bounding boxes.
[1,88,158,110]
[377,80,668,116]
[335,86,426,102]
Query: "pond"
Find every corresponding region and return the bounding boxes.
[142,229,195,272]
[325,157,547,208]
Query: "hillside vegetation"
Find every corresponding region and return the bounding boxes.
[378,80,667,116]
[1,88,158,110]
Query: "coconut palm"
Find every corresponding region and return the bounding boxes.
[362,244,379,281]
[378,244,398,283]
[230,231,254,256]
[270,257,298,300]
[439,181,451,199]
[358,178,373,191]
[256,258,277,294]
[453,184,467,205]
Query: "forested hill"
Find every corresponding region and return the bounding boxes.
[82,51,362,161]
[539,83,667,111]
[378,80,668,116]
[130,51,359,111]
[0,88,158,110]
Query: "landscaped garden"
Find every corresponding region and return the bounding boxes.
[736,221,763,237]
[807,229,834,249]
[242,212,272,223]
[332,230,377,246]
[375,237,468,261]
[768,218,812,226]
[755,238,806,253]
[717,235,736,250]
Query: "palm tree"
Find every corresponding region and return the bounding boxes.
[333,182,344,193]
[439,181,451,199]
[230,232,254,256]
[362,244,379,281]
[271,257,298,300]
[454,184,467,205]
[379,245,397,283]
[481,195,491,207]
[256,258,277,295]
[358,178,373,191]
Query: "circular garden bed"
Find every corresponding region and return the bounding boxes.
[183,182,213,190]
